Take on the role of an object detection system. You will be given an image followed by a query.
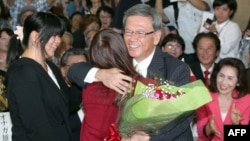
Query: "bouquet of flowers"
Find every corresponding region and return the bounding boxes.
[118,79,211,138]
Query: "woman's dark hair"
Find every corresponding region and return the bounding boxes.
[22,12,65,56]
[213,0,237,19]
[193,32,221,52]
[69,11,83,20]
[209,58,249,99]
[6,35,24,66]
[160,33,185,51]
[58,15,72,33]
[90,29,137,76]
[0,28,14,37]
[96,6,114,19]
[0,1,10,20]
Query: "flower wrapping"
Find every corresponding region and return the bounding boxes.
[118,80,212,138]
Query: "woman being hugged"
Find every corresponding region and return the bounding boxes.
[6,12,71,141]
[196,58,250,141]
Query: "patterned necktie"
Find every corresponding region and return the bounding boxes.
[204,70,210,86]
[135,64,142,76]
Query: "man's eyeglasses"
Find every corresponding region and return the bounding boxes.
[123,30,154,38]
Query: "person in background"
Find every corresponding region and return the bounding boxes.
[196,58,250,141]
[204,0,241,62]
[6,34,24,67]
[7,0,54,29]
[62,32,74,50]
[190,32,220,86]
[84,29,98,54]
[17,5,37,26]
[160,33,197,81]
[52,31,74,67]
[96,6,114,29]
[0,28,14,71]
[239,19,250,68]
[0,0,12,29]
[72,14,101,49]
[161,33,188,62]
[60,48,88,141]
[70,11,84,33]
[175,0,212,55]
[6,12,71,141]
[87,0,102,15]
[0,28,14,52]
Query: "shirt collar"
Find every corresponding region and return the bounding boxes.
[133,48,156,77]
[215,19,230,28]
[200,63,214,73]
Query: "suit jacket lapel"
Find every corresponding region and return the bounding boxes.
[147,47,166,80]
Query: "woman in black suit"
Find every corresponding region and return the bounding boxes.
[6,12,71,141]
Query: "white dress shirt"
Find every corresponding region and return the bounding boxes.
[215,20,242,62]
[133,48,155,77]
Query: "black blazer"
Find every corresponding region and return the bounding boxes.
[68,83,82,141]
[7,58,72,141]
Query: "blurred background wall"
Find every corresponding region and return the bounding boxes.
[233,0,250,31]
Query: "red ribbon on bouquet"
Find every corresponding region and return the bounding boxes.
[104,123,121,141]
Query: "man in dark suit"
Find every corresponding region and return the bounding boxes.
[190,32,221,86]
[68,4,193,141]
[60,48,88,141]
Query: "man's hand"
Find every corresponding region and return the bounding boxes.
[96,68,132,95]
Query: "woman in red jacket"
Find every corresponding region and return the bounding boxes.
[80,29,138,141]
[196,58,250,141]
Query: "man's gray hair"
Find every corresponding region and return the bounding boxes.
[123,4,162,31]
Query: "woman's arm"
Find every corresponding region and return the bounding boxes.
[188,0,210,11]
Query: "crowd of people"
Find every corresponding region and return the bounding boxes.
[0,0,250,141]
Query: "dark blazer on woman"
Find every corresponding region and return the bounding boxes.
[6,58,72,141]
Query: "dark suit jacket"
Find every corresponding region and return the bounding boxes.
[68,83,82,141]
[190,62,217,85]
[148,47,194,141]
[6,58,72,141]
[67,48,193,141]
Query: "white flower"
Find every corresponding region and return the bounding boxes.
[14,26,24,42]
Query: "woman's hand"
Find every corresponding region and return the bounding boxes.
[231,104,242,125]
[205,115,221,138]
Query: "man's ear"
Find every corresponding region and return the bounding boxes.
[153,30,162,46]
